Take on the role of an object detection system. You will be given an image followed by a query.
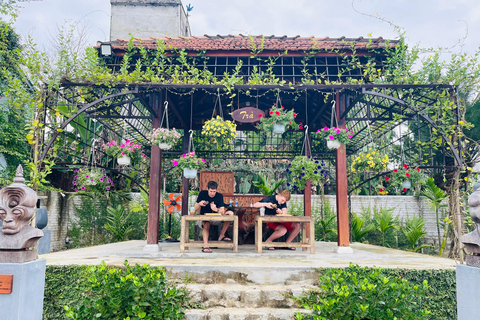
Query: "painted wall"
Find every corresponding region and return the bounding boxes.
[110,0,191,40]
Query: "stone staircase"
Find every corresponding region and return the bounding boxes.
[174,268,316,320]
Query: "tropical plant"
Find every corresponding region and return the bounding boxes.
[402,216,432,252]
[286,156,327,191]
[293,263,431,320]
[351,148,389,173]
[315,126,353,145]
[373,207,398,247]
[104,205,135,242]
[315,215,337,241]
[64,261,191,320]
[252,173,286,195]
[102,139,144,161]
[351,212,375,242]
[172,151,206,171]
[421,177,448,255]
[256,103,299,132]
[147,127,181,146]
[201,115,237,144]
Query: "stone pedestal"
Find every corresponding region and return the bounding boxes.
[457,264,480,320]
[38,230,51,255]
[0,259,46,320]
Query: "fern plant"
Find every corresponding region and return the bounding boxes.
[402,216,432,252]
[351,212,375,242]
[105,205,135,242]
[421,177,448,255]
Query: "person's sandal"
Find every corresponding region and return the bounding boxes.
[267,247,275,250]
[202,247,212,253]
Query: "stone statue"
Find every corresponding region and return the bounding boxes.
[0,165,43,263]
[461,188,480,267]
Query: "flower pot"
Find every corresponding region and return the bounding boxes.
[183,168,197,179]
[158,143,172,150]
[117,155,131,166]
[272,123,285,134]
[326,139,341,149]
[402,180,412,189]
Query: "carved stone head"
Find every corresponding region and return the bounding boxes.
[0,166,37,235]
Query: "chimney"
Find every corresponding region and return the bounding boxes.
[110,0,192,40]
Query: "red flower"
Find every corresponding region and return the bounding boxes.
[275,111,280,115]
[416,168,420,171]
[403,164,408,169]
[258,114,263,118]
[393,169,398,173]
[269,111,273,115]
[402,188,407,192]
[288,121,291,124]
[293,113,297,118]
[379,188,384,192]
[281,106,284,109]
[299,122,304,129]
[406,172,410,177]
[385,176,390,181]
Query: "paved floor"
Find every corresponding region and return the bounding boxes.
[40,240,457,270]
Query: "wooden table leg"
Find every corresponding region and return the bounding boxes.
[180,216,186,253]
[256,218,263,254]
[302,221,307,251]
[233,216,238,253]
[309,218,315,254]
[255,219,258,252]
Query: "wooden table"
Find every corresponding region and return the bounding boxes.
[254,215,315,254]
[180,215,238,253]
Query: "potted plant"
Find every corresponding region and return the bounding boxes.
[316,126,353,149]
[72,167,114,196]
[201,115,237,146]
[285,156,327,191]
[172,151,206,179]
[103,139,143,165]
[147,128,181,150]
[385,164,425,195]
[256,103,299,134]
[351,149,389,173]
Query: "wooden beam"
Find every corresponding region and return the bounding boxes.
[335,92,350,247]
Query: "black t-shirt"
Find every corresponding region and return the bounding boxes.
[258,194,287,216]
[196,190,226,215]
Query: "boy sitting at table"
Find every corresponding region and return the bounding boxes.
[253,189,300,250]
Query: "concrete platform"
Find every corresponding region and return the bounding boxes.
[40,240,457,270]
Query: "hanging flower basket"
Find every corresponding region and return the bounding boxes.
[183,168,198,179]
[201,115,237,145]
[256,104,299,134]
[173,151,206,179]
[384,164,425,195]
[103,139,144,164]
[147,128,181,150]
[402,180,412,189]
[117,155,131,166]
[351,149,389,173]
[285,156,328,191]
[316,127,353,149]
[72,168,114,196]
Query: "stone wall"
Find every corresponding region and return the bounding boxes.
[42,192,445,251]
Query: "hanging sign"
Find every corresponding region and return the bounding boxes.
[231,107,265,123]
[0,275,13,294]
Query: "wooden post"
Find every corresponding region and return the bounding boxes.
[335,92,350,247]
[181,122,190,216]
[304,130,312,240]
[147,91,162,245]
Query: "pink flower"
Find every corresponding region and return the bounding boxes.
[201,159,206,163]
[348,135,352,138]
[81,186,85,190]
[182,154,187,158]
[328,135,334,140]
[106,186,110,191]
[323,126,329,132]
[121,152,125,156]
[125,140,130,144]
[72,181,77,185]
[173,160,179,165]
[258,114,263,118]
[336,129,341,134]
[120,144,126,148]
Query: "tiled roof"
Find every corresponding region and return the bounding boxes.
[102,34,398,54]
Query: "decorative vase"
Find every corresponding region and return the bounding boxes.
[327,139,341,149]
[402,180,412,189]
[117,155,131,166]
[183,168,197,179]
[158,143,172,150]
[272,123,286,134]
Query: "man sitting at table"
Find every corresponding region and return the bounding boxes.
[253,189,300,250]
[194,180,234,253]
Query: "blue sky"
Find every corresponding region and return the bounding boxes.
[13,0,480,56]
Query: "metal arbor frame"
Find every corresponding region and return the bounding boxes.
[39,82,460,248]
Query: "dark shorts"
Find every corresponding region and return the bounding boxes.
[266,222,295,232]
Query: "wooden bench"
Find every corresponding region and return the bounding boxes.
[254,215,315,254]
[180,215,239,253]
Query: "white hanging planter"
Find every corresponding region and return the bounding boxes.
[272,123,286,135]
[117,155,131,166]
[326,139,341,149]
[402,180,412,189]
[158,143,172,150]
[183,168,197,179]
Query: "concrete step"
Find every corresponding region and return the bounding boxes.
[183,283,313,309]
[184,307,311,320]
